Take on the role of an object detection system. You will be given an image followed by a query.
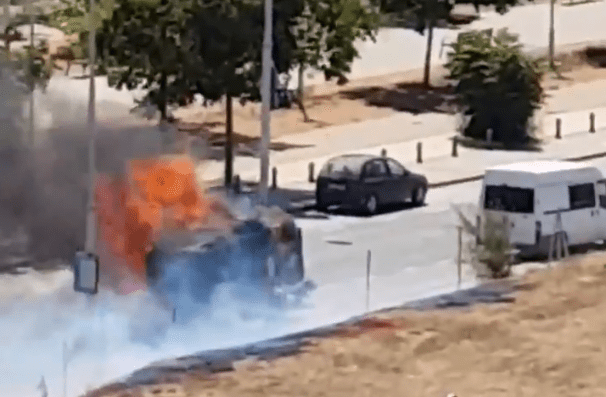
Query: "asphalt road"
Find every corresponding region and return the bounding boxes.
[298,181,479,286]
[4,157,606,397]
[295,156,606,316]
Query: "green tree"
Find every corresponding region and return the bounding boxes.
[186,0,269,186]
[53,0,379,186]
[96,0,199,120]
[291,0,379,120]
[444,28,545,145]
[50,0,117,70]
[381,0,530,88]
[379,0,452,87]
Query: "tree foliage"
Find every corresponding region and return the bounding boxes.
[50,0,380,185]
[445,28,545,145]
[50,0,116,60]
[96,0,199,119]
[292,0,378,83]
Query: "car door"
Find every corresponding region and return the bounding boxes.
[385,158,413,202]
[362,159,392,204]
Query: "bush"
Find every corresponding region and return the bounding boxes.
[453,204,515,279]
[445,28,546,146]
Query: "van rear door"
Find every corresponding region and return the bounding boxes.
[595,180,606,241]
[482,185,536,245]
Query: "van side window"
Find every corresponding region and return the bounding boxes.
[568,183,596,210]
[597,181,606,209]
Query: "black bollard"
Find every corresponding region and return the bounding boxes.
[416,142,422,164]
[272,167,277,190]
[381,148,387,157]
[452,137,458,157]
[308,162,315,183]
[233,174,241,194]
[556,118,562,139]
[590,112,596,133]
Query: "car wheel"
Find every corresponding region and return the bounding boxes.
[316,193,329,212]
[363,194,379,215]
[412,186,426,206]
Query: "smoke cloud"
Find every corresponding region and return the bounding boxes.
[0,65,166,267]
[0,63,318,397]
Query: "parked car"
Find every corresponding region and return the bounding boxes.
[315,154,429,215]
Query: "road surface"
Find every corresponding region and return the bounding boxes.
[4,156,606,397]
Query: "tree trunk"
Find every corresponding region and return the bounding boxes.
[159,72,168,120]
[297,64,305,101]
[224,93,234,187]
[296,64,310,123]
[423,0,436,89]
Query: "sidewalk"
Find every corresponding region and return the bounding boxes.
[292,1,606,91]
[196,105,606,187]
[205,123,606,213]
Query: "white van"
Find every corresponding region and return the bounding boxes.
[477,160,606,256]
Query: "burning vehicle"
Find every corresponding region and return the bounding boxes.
[76,155,310,320]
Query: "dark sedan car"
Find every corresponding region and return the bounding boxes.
[315,154,429,214]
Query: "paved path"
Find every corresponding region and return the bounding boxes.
[198,119,606,192]
[294,1,606,90]
[32,0,606,126]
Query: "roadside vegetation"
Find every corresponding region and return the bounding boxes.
[445,28,546,147]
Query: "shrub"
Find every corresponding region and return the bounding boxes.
[445,28,546,146]
[453,204,514,279]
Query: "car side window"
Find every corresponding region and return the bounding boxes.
[365,160,388,178]
[386,159,406,177]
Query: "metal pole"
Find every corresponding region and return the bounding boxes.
[28,0,34,147]
[62,341,68,397]
[548,0,556,70]
[259,0,273,205]
[457,226,462,288]
[366,250,371,312]
[84,0,97,254]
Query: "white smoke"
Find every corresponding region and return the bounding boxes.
[0,64,318,397]
[0,265,320,397]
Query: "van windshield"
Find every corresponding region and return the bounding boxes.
[484,185,534,214]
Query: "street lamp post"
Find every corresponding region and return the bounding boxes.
[259,0,272,205]
[84,0,97,255]
[28,0,34,147]
[548,0,556,70]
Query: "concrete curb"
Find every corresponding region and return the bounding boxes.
[426,150,606,189]
[198,150,606,215]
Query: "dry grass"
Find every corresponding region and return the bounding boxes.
[92,252,606,397]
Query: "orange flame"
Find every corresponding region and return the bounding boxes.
[95,155,230,294]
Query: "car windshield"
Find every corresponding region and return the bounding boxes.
[319,156,369,179]
[484,185,534,214]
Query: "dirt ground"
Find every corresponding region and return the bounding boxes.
[90,252,606,397]
[173,47,606,143]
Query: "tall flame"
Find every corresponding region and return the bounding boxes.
[94,155,230,294]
